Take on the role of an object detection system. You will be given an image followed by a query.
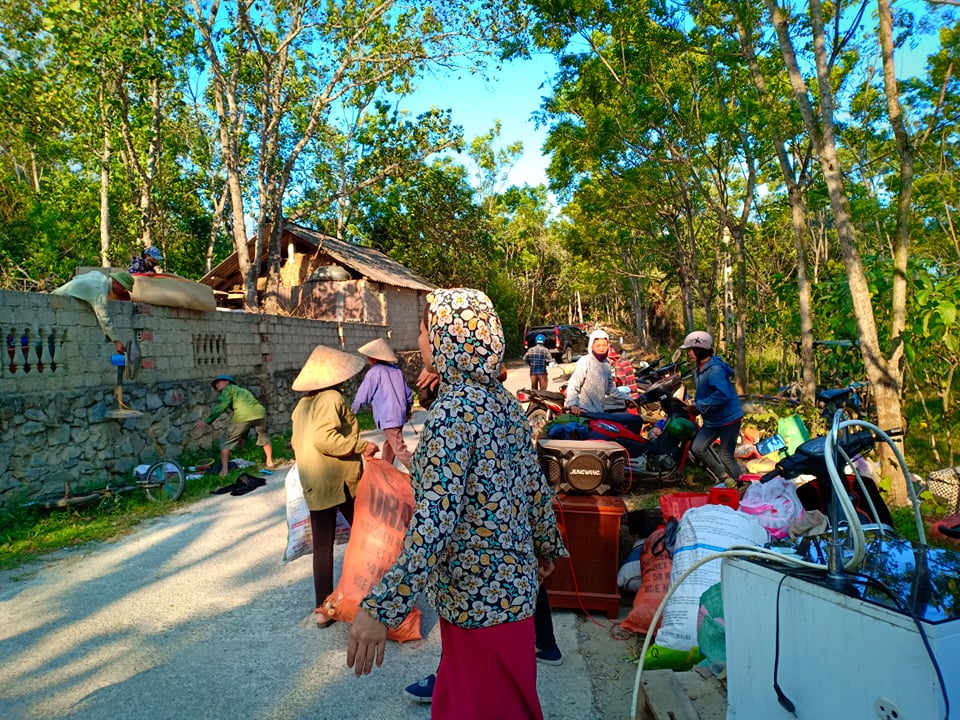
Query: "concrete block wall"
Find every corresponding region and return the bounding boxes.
[0,289,392,509]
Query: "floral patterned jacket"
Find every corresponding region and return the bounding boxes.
[361,288,567,629]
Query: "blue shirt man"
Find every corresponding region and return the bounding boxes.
[524,335,552,390]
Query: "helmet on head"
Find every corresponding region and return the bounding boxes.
[535,334,546,344]
[144,246,164,262]
[680,330,713,350]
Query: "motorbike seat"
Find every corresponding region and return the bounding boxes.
[581,410,647,434]
[818,387,853,401]
[533,389,565,402]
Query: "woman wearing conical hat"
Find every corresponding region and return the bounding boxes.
[351,337,414,470]
[290,345,379,628]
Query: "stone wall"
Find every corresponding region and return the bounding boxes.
[0,289,395,509]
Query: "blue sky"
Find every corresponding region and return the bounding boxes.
[399,52,560,189]
[389,8,947,194]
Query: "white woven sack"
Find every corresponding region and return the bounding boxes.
[282,463,313,563]
[654,504,768,651]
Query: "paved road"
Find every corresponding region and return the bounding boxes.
[0,365,620,720]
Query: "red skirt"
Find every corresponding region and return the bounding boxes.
[432,617,543,720]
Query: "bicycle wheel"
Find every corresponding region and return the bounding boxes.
[142,461,186,502]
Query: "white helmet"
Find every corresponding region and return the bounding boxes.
[680,330,713,350]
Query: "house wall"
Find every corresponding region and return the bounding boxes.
[0,289,390,509]
[280,278,423,352]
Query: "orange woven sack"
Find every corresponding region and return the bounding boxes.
[621,527,673,635]
[322,458,422,642]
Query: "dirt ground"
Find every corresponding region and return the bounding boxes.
[575,604,645,719]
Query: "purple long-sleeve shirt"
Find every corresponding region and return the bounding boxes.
[351,362,413,430]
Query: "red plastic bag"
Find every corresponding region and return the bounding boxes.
[322,459,422,642]
[621,527,672,635]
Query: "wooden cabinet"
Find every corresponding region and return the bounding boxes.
[545,493,626,619]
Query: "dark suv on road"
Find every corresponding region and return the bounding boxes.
[523,325,590,363]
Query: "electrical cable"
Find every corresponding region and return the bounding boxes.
[629,414,932,720]
[628,547,818,720]
[773,569,802,716]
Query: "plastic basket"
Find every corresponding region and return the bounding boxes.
[927,467,960,514]
[659,492,709,521]
[709,486,740,510]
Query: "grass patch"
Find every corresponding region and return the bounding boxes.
[355,408,376,432]
[0,496,172,569]
[0,434,297,571]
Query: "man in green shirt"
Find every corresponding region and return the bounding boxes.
[197,375,275,476]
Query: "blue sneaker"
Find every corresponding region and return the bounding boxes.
[536,646,564,665]
[403,674,435,703]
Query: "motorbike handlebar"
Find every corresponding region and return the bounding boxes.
[635,374,683,404]
[761,428,876,482]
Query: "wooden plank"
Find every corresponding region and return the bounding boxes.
[638,668,727,720]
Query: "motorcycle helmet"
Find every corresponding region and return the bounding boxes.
[680,330,713,350]
[535,334,546,344]
[664,417,699,441]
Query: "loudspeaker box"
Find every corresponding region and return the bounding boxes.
[536,439,628,496]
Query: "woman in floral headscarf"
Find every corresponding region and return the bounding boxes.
[347,288,567,720]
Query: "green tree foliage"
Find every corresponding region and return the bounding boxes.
[355,159,495,288]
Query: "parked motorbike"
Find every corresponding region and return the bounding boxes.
[580,374,703,484]
[515,386,566,440]
[518,356,679,428]
[517,364,702,481]
[774,379,872,420]
[758,423,893,527]
[816,381,871,420]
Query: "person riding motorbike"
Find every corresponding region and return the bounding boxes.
[564,330,615,415]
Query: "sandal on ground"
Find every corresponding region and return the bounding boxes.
[315,609,336,629]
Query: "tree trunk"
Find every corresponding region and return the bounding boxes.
[140,76,162,249]
[99,107,111,268]
[765,0,908,504]
[735,16,818,402]
[262,213,284,316]
[791,188,818,402]
[206,186,229,274]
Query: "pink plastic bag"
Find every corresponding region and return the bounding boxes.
[738,476,803,539]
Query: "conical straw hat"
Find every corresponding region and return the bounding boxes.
[357,337,398,364]
[291,345,366,391]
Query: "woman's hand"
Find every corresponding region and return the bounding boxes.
[537,557,556,583]
[347,609,388,676]
[363,443,379,458]
[417,367,439,392]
